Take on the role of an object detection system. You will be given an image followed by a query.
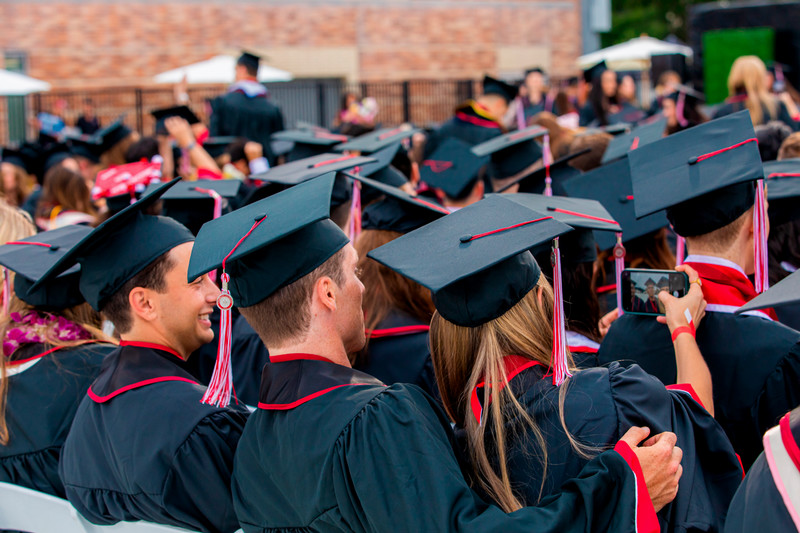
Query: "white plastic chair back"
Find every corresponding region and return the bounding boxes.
[0,481,88,533]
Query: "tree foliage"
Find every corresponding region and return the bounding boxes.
[601,0,709,47]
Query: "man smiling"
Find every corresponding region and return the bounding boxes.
[34,179,248,533]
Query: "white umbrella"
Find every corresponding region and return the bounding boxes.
[578,36,693,71]
[153,55,293,84]
[0,69,51,96]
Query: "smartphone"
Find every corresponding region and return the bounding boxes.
[621,268,689,316]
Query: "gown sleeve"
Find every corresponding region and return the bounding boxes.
[607,363,743,532]
[331,384,657,533]
[161,409,248,533]
[752,343,800,443]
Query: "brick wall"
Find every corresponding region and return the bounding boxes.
[0,0,583,88]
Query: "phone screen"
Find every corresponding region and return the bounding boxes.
[621,269,689,316]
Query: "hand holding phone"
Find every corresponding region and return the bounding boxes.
[621,268,689,316]
[656,265,707,331]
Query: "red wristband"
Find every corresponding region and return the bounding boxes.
[671,323,695,342]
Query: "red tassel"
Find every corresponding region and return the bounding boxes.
[543,134,553,197]
[348,174,362,242]
[676,236,686,265]
[613,232,626,315]
[202,273,234,407]
[551,237,572,386]
[754,179,769,293]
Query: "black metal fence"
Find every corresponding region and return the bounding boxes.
[1,79,478,145]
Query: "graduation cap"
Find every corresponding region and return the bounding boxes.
[334,126,420,154]
[482,75,519,103]
[202,136,238,159]
[270,139,294,158]
[583,60,609,83]
[31,179,194,312]
[41,143,74,177]
[146,179,242,235]
[577,123,631,137]
[348,143,408,204]
[498,194,621,263]
[1,145,38,175]
[763,159,800,225]
[601,117,666,164]
[150,105,200,125]
[472,126,546,180]
[66,135,104,164]
[560,156,669,250]
[237,51,260,72]
[92,160,162,200]
[420,138,488,199]
[94,118,132,153]
[340,171,448,233]
[495,148,589,195]
[606,103,647,126]
[663,85,705,128]
[272,129,351,162]
[525,67,546,77]
[0,225,92,311]
[737,269,800,315]
[644,278,657,286]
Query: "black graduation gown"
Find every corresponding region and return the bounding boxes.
[473,359,742,533]
[724,407,800,533]
[59,341,249,533]
[356,310,438,399]
[712,97,800,131]
[232,353,661,533]
[186,308,270,406]
[0,342,113,497]
[209,92,285,166]
[599,311,800,469]
[425,100,503,157]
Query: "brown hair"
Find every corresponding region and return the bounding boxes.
[778,132,800,160]
[36,166,97,221]
[101,250,175,334]
[100,133,137,168]
[595,228,677,298]
[567,132,613,172]
[530,112,575,159]
[0,163,36,208]
[351,230,435,367]
[430,279,596,511]
[728,56,777,126]
[239,248,346,349]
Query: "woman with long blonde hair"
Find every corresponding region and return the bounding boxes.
[0,224,116,497]
[713,55,799,128]
[370,196,743,532]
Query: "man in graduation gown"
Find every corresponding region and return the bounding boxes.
[209,52,285,167]
[188,173,684,533]
[599,111,800,469]
[35,180,248,533]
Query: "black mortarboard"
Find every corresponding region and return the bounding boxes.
[42,143,74,176]
[420,138,488,199]
[350,144,408,204]
[147,179,242,235]
[272,129,351,162]
[763,159,800,225]
[499,194,621,263]
[495,149,588,195]
[1,146,38,175]
[629,110,763,236]
[187,173,348,307]
[606,103,648,126]
[0,225,91,311]
[341,171,448,233]
[561,156,669,250]
[270,139,294,158]
[472,126,546,180]
[150,105,200,125]
[32,179,194,311]
[737,269,800,314]
[334,126,419,154]
[368,194,572,327]
[482,75,519,103]
[583,60,609,83]
[202,137,238,159]
[94,118,133,153]
[237,51,260,72]
[601,117,666,164]
[577,123,631,137]
[664,84,705,105]
[66,135,104,163]
[657,276,669,288]
[525,67,546,77]
[644,278,656,286]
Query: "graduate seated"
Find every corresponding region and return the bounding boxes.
[0,214,116,499]
[419,137,487,211]
[36,180,248,533]
[188,173,684,533]
[599,111,800,469]
[373,195,742,532]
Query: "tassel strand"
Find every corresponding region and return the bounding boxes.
[551,237,572,386]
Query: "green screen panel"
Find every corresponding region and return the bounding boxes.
[703,27,774,105]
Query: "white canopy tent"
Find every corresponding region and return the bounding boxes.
[153,55,293,84]
[0,69,51,96]
[577,36,693,72]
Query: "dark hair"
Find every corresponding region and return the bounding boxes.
[125,137,160,163]
[537,254,601,342]
[755,121,793,162]
[227,138,249,163]
[101,250,174,333]
[588,72,617,126]
[36,166,96,220]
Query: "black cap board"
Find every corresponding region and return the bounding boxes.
[237,51,260,72]
[368,194,573,327]
[0,225,92,311]
[1,145,38,175]
[202,136,238,159]
[188,173,349,307]
[495,148,589,195]
[606,103,647,126]
[334,126,419,154]
[601,117,666,164]
[628,110,763,236]
[346,143,408,204]
[763,159,800,225]
[583,60,609,83]
[737,269,800,314]
[576,123,631,137]
[472,126,546,180]
[482,75,519,103]
[145,179,242,235]
[560,156,669,250]
[272,129,351,162]
[31,179,194,311]
[150,105,200,125]
[94,118,132,153]
[664,84,705,105]
[42,143,74,176]
[66,135,104,163]
[420,137,488,199]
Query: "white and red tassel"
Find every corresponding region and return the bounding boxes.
[516,95,526,131]
[754,178,769,293]
[543,134,553,197]
[675,235,686,265]
[613,232,626,316]
[551,237,572,386]
[202,273,234,407]
[348,178,362,242]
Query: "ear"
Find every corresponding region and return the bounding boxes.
[474,179,485,199]
[127,287,159,323]
[312,275,338,313]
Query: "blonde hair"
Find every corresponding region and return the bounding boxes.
[728,56,777,126]
[0,200,36,301]
[430,278,596,512]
